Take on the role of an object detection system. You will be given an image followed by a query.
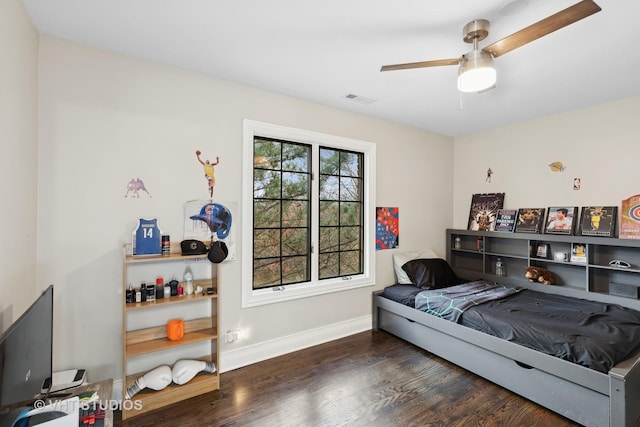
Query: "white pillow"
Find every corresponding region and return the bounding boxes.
[393,248,440,284]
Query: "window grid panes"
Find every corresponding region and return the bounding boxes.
[253,138,311,289]
[318,147,364,279]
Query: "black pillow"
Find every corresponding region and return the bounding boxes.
[401,258,466,289]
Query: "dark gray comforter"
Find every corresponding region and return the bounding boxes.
[407,280,640,373]
[461,289,640,373]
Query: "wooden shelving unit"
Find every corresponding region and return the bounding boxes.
[447,229,640,311]
[121,245,220,420]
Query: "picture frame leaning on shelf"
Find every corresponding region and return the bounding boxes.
[545,207,578,235]
[514,208,545,234]
[579,206,617,237]
[467,193,505,231]
[494,209,517,233]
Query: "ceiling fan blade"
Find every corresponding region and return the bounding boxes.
[380,58,461,72]
[482,0,601,58]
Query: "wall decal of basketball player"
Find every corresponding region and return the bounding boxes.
[196,150,219,198]
[124,178,152,198]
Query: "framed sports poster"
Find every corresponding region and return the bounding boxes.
[467,193,505,231]
[544,207,578,235]
[514,208,545,234]
[494,209,517,233]
[620,194,640,240]
[579,206,617,237]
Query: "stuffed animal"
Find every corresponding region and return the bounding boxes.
[524,266,556,285]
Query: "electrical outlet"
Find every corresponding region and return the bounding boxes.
[225,329,241,343]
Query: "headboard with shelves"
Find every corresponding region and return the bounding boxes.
[446,229,640,311]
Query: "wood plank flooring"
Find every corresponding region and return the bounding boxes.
[116,330,579,426]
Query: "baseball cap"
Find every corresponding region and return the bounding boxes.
[180,239,208,255]
[208,241,228,263]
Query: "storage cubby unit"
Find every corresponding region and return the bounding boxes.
[447,229,640,310]
[121,245,220,420]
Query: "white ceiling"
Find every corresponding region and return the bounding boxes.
[22,0,640,137]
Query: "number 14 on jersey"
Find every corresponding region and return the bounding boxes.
[133,218,162,256]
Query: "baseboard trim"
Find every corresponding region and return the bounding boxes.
[111,315,372,400]
[220,315,372,373]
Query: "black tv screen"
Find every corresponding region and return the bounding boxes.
[0,285,53,408]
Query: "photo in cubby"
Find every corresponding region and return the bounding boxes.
[571,243,587,263]
[535,243,549,259]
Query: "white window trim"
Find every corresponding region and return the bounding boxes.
[242,119,376,308]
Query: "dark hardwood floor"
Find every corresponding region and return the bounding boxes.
[116,330,579,426]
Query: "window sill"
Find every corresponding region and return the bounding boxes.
[241,276,374,308]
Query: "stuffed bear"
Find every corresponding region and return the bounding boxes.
[524,266,556,285]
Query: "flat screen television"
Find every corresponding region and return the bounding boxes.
[0,285,53,408]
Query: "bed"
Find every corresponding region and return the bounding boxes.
[372,253,640,427]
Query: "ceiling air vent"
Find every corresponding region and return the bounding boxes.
[345,94,375,105]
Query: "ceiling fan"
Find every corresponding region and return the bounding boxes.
[380,0,601,93]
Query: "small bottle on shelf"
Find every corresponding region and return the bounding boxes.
[496,258,504,277]
[126,285,134,303]
[140,282,147,302]
[476,237,483,252]
[146,282,156,302]
[169,279,179,296]
[161,235,170,256]
[454,236,461,249]
[155,277,164,299]
[184,265,194,295]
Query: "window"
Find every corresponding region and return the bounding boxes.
[318,148,364,279]
[253,138,312,288]
[242,120,376,307]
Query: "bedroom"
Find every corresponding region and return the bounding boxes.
[2,0,640,424]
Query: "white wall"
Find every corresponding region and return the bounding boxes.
[453,97,640,229]
[0,0,39,331]
[36,36,454,381]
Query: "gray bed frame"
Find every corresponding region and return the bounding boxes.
[372,283,640,427]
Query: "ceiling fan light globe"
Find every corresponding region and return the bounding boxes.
[457,68,497,92]
[457,51,496,93]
